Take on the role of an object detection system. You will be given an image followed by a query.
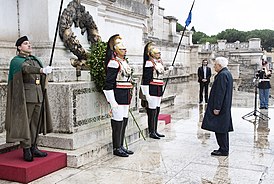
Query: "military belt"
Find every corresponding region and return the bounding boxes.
[259,79,270,82]
[23,79,41,85]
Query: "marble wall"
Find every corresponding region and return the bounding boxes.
[0,0,196,136]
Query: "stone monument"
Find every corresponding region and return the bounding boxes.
[0,0,197,167]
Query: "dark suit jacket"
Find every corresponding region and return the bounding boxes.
[201,67,234,133]
[198,66,211,84]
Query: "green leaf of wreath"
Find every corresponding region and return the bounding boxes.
[87,41,107,93]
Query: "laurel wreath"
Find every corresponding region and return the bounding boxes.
[87,41,107,93]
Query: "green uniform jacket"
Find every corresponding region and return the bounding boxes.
[5,55,53,143]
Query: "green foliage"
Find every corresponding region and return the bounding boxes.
[246,29,274,52]
[193,28,274,51]
[87,41,107,93]
[192,31,207,44]
[200,35,217,44]
[176,22,184,32]
[216,29,247,42]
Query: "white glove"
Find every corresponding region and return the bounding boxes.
[168,66,174,71]
[154,63,165,73]
[140,85,151,102]
[103,90,119,108]
[42,66,53,74]
[111,105,119,114]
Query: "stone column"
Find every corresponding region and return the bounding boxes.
[249,38,261,51]
[166,16,178,43]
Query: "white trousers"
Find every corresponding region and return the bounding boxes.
[148,96,161,109]
[112,105,129,121]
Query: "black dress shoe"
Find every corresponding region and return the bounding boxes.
[23,148,33,162]
[31,146,47,157]
[149,132,160,139]
[113,148,129,157]
[121,146,134,155]
[156,132,165,137]
[211,150,228,156]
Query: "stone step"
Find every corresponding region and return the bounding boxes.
[0,111,167,168]
[139,94,175,112]
[40,117,166,168]
[38,111,146,150]
[0,134,19,154]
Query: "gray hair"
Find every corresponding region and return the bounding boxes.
[215,57,228,68]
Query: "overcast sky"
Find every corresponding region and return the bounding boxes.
[159,0,274,36]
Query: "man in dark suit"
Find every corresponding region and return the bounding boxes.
[198,59,211,103]
[201,57,233,156]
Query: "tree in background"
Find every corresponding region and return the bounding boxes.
[192,31,207,44]
[216,29,247,43]
[176,22,184,32]
[176,21,274,52]
[246,29,274,52]
[190,28,274,52]
[191,26,217,44]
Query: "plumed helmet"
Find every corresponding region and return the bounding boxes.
[150,47,160,58]
[108,34,126,56]
[144,42,152,64]
[105,34,126,67]
[144,42,160,59]
[143,41,161,69]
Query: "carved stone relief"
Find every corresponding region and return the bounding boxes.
[147,3,154,36]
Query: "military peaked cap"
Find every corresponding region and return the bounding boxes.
[15,36,28,46]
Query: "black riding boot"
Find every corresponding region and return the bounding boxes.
[155,107,165,137]
[111,119,128,157]
[147,108,160,139]
[120,118,134,155]
[146,107,152,133]
[31,144,47,157]
[23,148,33,162]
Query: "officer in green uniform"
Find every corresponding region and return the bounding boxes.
[5,36,53,162]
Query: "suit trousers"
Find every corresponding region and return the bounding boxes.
[199,82,209,102]
[215,132,229,153]
[20,103,42,148]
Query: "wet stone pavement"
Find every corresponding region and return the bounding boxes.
[1,81,274,184]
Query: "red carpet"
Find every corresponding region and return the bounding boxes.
[0,148,67,183]
[158,114,171,124]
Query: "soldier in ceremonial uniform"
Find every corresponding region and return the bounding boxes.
[103,34,134,157]
[5,36,53,162]
[140,42,173,139]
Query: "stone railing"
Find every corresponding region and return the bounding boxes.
[200,42,249,52]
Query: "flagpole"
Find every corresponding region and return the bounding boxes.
[163,0,195,94]
[33,0,64,146]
